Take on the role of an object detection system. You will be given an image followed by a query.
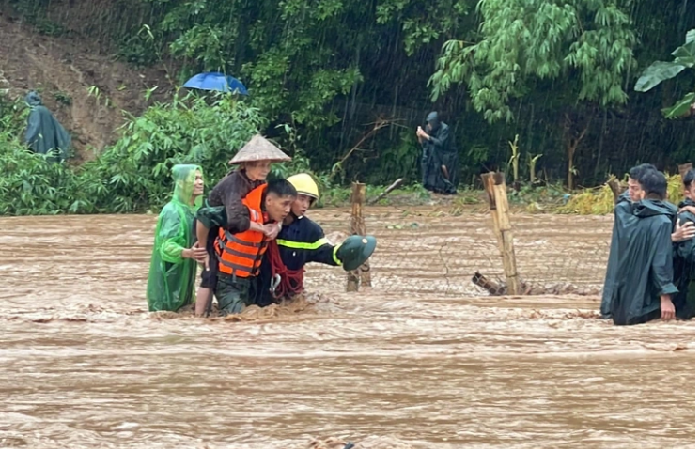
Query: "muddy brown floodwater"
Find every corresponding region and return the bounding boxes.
[2,209,695,449]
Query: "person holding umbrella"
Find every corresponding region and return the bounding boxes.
[193,134,292,316]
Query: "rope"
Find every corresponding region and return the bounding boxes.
[268,240,304,300]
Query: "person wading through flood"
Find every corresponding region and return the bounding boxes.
[193,134,291,316]
[671,169,695,320]
[212,178,297,315]
[600,163,695,319]
[147,164,207,312]
[254,173,377,307]
[611,170,682,325]
[416,111,458,194]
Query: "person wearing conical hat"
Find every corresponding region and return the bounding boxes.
[193,134,291,316]
[254,173,377,307]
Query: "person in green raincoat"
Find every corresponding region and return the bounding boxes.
[147,164,208,312]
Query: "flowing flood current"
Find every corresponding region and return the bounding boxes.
[2,209,695,448]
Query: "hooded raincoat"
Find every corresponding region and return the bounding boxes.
[23,91,71,163]
[147,164,203,312]
[611,199,678,325]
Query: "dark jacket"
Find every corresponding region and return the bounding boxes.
[255,215,339,306]
[207,169,264,232]
[673,198,695,319]
[611,199,678,325]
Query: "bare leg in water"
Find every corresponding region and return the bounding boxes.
[194,255,211,316]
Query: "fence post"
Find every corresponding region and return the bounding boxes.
[481,172,521,295]
[347,181,369,292]
[679,163,692,182]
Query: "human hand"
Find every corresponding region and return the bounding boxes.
[672,220,695,242]
[189,242,208,262]
[661,296,676,320]
[263,223,281,240]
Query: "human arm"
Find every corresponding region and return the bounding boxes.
[652,221,679,319]
[419,125,449,150]
[305,227,341,266]
[159,207,206,263]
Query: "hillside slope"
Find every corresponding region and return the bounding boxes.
[0,8,171,162]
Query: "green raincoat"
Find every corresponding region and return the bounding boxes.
[23,91,71,163]
[146,164,203,312]
[611,199,678,325]
[673,198,695,319]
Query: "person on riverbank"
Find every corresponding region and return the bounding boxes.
[611,170,679,325]
[417,111,458,195]
[193,134,292,316]
[600,163,695,319]
[213,178,297,315]
[254,173,377,307]
[147,164,207,312]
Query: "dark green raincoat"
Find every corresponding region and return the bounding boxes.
[23,91,71,163]
[611,199,678,325]
[146,164,203,312]
[673,198,695,320]
[599,191,632,318]
[421,122,458,194]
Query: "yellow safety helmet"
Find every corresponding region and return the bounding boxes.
[288,173,320,200]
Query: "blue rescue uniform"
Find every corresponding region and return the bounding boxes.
[256,215,341,306]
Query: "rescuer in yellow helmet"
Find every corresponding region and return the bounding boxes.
[255,173,377,306]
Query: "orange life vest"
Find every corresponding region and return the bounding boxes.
[215,184,269,277]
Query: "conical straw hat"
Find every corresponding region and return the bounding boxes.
[228,134,291,164]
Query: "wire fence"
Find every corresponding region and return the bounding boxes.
[304,208,612,297]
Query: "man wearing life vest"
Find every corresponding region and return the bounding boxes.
[214,178,297,315]
[255,173,377,306]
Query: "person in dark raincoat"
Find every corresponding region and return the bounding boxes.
[600,164,695,319]
[611,171,679,325]
[147,165,207,312]
[254,173,377,307]
[23,91,71,163]
[672,169,695,320]
[417,112,458,194]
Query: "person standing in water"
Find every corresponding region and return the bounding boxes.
[213,179,297,315]
[600,163,695,319]
[147,164,207,312]
[193,134,292,316]
[255,173,377,306]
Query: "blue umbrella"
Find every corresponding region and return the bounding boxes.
[183,71,249,95]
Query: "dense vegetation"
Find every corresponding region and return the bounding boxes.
[3,0,695,215]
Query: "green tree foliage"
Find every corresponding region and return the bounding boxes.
[0,92,272,215]
[635,29,695,119]
[430,0,636,122]
[7,0,695,195]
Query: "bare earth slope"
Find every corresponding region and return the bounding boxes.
[0,9,171,161]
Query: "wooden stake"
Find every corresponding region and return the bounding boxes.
[480,172,521,295]
[679,163,692,181]
[347,182,368,292]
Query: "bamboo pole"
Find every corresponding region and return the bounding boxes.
[481,172,521,295]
